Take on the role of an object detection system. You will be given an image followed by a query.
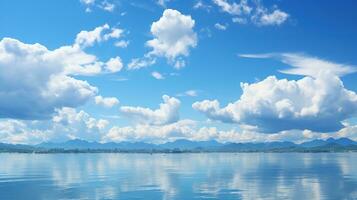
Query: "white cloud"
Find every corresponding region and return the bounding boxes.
[75,24,124,48]
[0,24,125,120]
[46,44,100,76]
[140,9,197,69]
[239,53,357,77]
[127,56,156,70]
[103,119,195,143]
[193,100,235,123]
[213,0,289,26]
[53,107,108,130]
[114,40,129,48]
[214,23,228,30]
[120,95,180,125]
[0,38,98,120]
[194,0,212,11]
[193,73,357,133]
[105,56,123,73]
[2,115,353,144]
[103,28,123,40]
[232,17,247,24]
[213,0,252,15]
[95,96,120,108]
[102,119,338,144]
[336,124,357,141]
[100,1,115,12]
[51,107,109,141]
[0,120,50,144]
[80,0,95,5]
[128,9,197,70]
[255,9,289,26]
[75,24,110,48]
[80,0,116,12]
[49,48,122,77]
[151,71,165,80]
[0,108,109,144]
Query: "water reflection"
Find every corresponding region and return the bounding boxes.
[0,153,356,200]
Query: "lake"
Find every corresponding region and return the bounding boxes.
[0,153,356,200]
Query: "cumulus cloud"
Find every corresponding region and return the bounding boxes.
[75,24,109,47]
[147,9,197,66]
[193,100,234,123]
[194,53,357,133]
[213,0,252,15]
[0,108,109,144]
[102,119,336,144]
[0,120,50,144]
[239,53,357,77]
[105,56,123,73]
[193,73,357,133]
[0,38,98,119]
[103,119,195,143]
[254,9,289,26]
[120,95,180,125]
[213,0,289,26]
[129,9,197,70]
[1,115,350,144]
[114,40,130,48]
[75,24,124,48]
[53,107,108,129]
[336,123,357,141]
[190,126,323,144]
[0,23,127,120]
[51,107,109,141]
[95,96,119,108]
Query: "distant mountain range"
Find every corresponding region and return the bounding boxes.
[1,137,357,153]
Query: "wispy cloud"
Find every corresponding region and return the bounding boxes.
[214,23,228,30]
[239,53,357,77]
[213,0,289,26]
[177,90,199,97]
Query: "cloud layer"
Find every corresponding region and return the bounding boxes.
[0,107,109,144]
[193,73,357,133]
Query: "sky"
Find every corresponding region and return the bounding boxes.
[1,0,357,144]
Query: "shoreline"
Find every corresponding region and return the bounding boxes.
[1,150,356,154]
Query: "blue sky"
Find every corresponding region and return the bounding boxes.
[0,0,357,144]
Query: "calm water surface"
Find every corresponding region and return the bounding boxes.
[0,153,356,200]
